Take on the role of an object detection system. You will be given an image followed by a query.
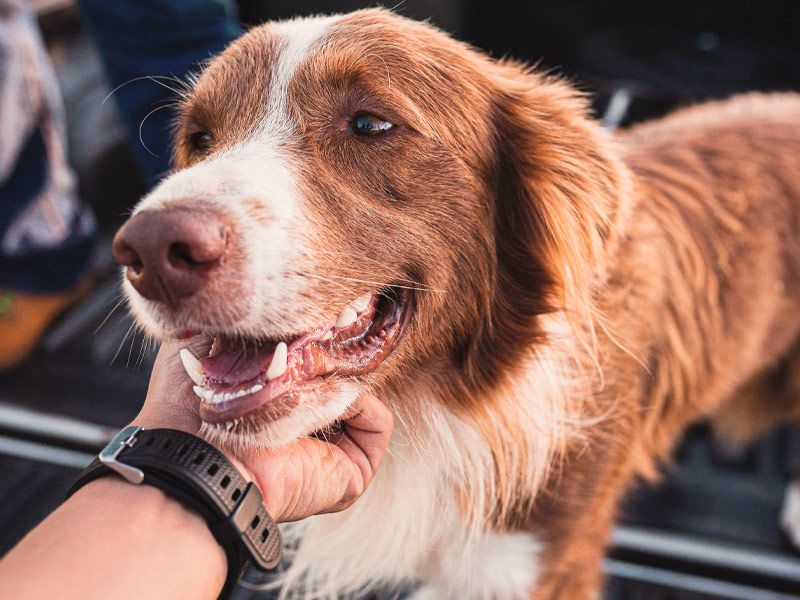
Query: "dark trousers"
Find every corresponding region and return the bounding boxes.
[78,0,243,185]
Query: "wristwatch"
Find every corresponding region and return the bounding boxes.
[67,426,283,599]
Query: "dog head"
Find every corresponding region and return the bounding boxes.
[114,9,624,448]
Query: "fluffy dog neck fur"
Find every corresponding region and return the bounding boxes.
[272,312,594,598]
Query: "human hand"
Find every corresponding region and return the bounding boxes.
[134,337,393,522]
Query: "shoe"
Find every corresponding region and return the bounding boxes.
[0,279,91,371]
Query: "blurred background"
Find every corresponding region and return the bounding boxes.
[0,1,799,598]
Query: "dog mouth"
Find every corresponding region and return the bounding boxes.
[180,287,411,425]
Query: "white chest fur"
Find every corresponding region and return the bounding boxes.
[275,404,546,600]
[407,530,542,600]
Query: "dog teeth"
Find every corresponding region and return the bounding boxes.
[192,385,215,402]
[352,294,372,313]
[266,341,288,381]
[193,383,265,404]
[336,306,358,328]
[336,294,371,327]
[179,349,205,385]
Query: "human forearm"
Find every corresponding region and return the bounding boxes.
[0,477,226,600]
[0,340,393,598]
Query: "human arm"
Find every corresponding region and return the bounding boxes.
[0,340,392,599]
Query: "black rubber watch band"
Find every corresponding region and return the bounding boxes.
[66,426,282,599]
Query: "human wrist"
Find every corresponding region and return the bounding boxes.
[0,475,227,600]
[71,425,284,589]
[75,474,214,528]
[75,476,227,594]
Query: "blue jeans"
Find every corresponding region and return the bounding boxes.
[0,1,240,293]
[0,129,95,293]
[0,2,97,293]
[78,0,243,185]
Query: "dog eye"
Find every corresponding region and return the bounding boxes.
[350,113,394,136]
[188,131,213,151]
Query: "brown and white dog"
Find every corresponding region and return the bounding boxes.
[112,9,800,599]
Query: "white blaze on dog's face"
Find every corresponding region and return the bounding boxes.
[114,9,567,448]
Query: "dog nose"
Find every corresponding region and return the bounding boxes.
[112,208,229,304]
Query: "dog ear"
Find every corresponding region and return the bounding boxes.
[466,64,630,386]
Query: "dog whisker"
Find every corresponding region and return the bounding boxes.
[102,74,193,106]
[110,321,137,366]
[93,295,127,335]
[297,272,444,294]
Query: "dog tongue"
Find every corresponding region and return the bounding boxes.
[200,338,277,384]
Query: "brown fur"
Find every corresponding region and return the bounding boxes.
[532,94,800,596]
[150,9,800,597]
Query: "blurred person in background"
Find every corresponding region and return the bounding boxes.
[78,0,242,186]
[0,0,243,370]
[0,0,96,370]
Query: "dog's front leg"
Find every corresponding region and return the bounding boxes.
[524,523,611,600]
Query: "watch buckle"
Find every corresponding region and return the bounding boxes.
[99,425,145,484]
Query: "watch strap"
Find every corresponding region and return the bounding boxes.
[67,427,282,599]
